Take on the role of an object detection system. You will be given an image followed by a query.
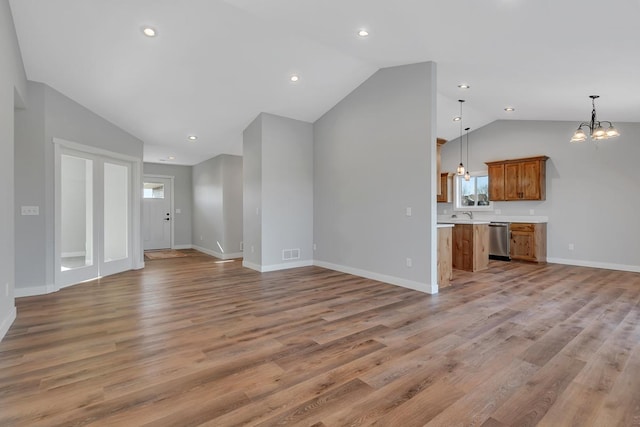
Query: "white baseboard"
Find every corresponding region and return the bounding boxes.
[192,245,243,260]
[0,306,17,342]
[15,283,57,298]
[173,244,193,250]
[241,259,313,272]
[313,260,436,294]
[547,257,640,273]
[61,251,86,258]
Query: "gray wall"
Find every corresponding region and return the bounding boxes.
[261,114,314,268]
[242,113,314,271]
[222,155,243,255]
[192,154,243,258]
[144,162,193,248]
[439,120,640,271]
[243,116,263,266]
[14,81,144,295]
[314,62,437,292]
[1,0,28,340]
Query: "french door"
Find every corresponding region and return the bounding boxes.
[55,145,135,288]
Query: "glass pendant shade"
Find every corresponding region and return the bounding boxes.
[571,128,587,143]
[464,170,471,181]
[606,125,619,137]
[457,163,465,176]
[592,125,606,139]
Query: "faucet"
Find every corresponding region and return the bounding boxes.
[462,211,473,219]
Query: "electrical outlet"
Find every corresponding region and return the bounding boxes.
[313,243,317,251]
[568,243,574,251]
[251,245,255,253]
[21,206,39,215]
[175,208,181,214]
[406,207,412,217]
[444,209,448,214]
[199,235,203,241]
[529,209,535,215]
[240,241,243,251]
[495,209,501,215]
[406,258,412,268]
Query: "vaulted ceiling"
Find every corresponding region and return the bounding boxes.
[10,0,640,165]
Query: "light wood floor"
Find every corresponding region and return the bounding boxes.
[1,251,640,426]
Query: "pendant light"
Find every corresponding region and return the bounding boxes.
[457,100,465,176]
[464,127,471,181]
[570,95,620,143]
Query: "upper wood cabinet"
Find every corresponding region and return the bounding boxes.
[486,156,549,201]
[436,138,447,196]
[437,173,452,203]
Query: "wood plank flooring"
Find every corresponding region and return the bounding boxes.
[1,251,640,426]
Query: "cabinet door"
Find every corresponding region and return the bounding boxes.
[437,173,447,202]
[488,164,505,201]
[520,160,544,200]
[504,163,521,200]
[510,229,535,261]
[452,224,473,271]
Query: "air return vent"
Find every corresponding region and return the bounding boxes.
[282,248,301,261]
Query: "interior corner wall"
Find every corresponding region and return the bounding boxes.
[143,162,193,248]
[14,81,144,296]
[1,0,28,341]
[439,119,640,271]
[192,155,242,259]
[242,115,263,268]
[313,62,437,293]
[261,113,314,270]
[221,155,243,255]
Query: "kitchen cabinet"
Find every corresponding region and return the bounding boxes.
[437,173,452,203]
[452,223,489,272]
[486,156,548,201]
[436,138,447,196]
[510,222,547,263]
[437,226,453,287]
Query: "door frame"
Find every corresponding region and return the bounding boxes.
[143,174,175,250]
[53,138,143,290]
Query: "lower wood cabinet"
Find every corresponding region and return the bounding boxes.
[452,224,489,272]
[437,226,453,288]
[510,223,547,263]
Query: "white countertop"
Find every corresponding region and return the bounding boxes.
[437,215,548,224]
[437,223,455,228]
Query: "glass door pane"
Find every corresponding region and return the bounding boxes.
[104,162,129,262]
[60,155,93,271]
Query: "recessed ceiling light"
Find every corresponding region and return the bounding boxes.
[357,29,369,37]
[290,75,300,82]
[504,107,515,112]
[453,116,462,122]
[168,156,176,160]
[142,27,157,37]
[188,135,197,141]
[458,84,470,89]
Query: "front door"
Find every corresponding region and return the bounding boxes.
[143,177,172,250]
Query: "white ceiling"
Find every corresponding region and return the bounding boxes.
[9,0,640,165]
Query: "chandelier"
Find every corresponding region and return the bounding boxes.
[570,95,619,143]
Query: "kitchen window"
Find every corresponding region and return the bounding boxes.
[453,172,493,211]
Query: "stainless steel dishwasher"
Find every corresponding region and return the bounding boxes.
[489,222,511,261]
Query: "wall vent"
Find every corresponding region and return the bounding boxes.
[282,248,301,261]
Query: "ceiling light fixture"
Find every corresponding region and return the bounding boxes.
[188,135,197,141]
[457,100,466,176]
[458,84,470,89]
[504,107,515,112]
[453,116,461,122]
[290,75,299,82]
[168,156,176,160]
[357,29,369,37]
[464,127,471,181]
[570,95,619,143]
[142,27,157,37]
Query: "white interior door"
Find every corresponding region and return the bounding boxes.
[55,147,134,288]
[143,177,172,250]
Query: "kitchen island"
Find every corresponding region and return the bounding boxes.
[438,219,490,272]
